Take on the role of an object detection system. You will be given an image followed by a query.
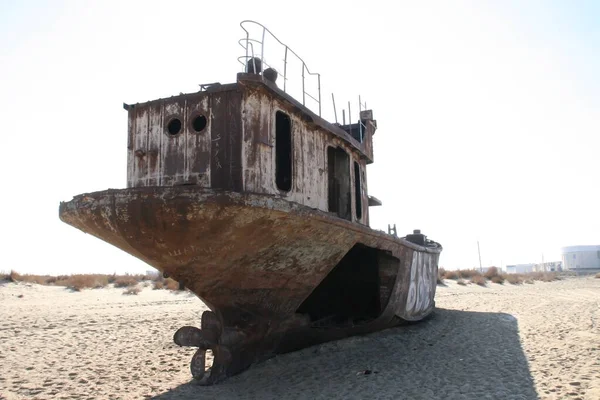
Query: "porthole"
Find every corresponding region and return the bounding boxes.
[167,118,182,136]
[192,115,207,132]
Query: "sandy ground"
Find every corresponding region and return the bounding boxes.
[1,276,598,400]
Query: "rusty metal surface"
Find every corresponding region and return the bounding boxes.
[239,76,372,226]
[238,73,372,162]
[59,187,441,384]
[124,77,371,226]
[69,41,442,384]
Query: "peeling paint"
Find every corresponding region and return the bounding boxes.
[62,72,442,385]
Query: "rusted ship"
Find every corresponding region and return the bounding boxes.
[59,21,442,385]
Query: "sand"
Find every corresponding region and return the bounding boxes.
[1,276,598,400]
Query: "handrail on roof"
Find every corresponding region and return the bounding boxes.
[238,20,322,117]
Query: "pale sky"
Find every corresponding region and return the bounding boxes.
[1,0,598,275]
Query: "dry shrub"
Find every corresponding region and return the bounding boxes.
[505,274,523,285]
[457,279,467,286]
[527,272,559,282]
[153,281,164,290]
[595,273,600,279]
[113,276,138,288]
[491,275,505,284]
[540,272,559,282]
[524,278,534,284]
[484,267,500,279]
[152,278,180,290]
[165,278,180,291]
[443,270,460,280]
[471,275,487,287]
[18,274,51,285]
[63,274,109,291]
[123,286,141,295]
[437,268,445,285]
[2,271,56,285]
[9,270,21,282]
[458,269,482,279]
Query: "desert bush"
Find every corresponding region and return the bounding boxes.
[595,273,600,279]
[8,270,21,282]
[63,274,108,291]
[63,274,108,292]
[505,274,523,285]
[457,279,467,286]
[491,275,505,284]
[130,274,148,283]
[164,278,180,291]
[123,286,141,295]
[18,274,52,285]
[529,272,559,282]
[437,268,445,284]
[443,270,460,280]
[458,269,482,279]
[471,275,487,287]
[153,278,180,290]
[113,276,138,288]
[541,272,559,282]
[484,267,500,279]
[524,279,534,284]
[92,275,110,288]
[153,281,164,290]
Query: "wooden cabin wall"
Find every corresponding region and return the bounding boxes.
[127,91,229,189]
[241,90,370,226]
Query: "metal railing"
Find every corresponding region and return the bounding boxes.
[238,20,322,117]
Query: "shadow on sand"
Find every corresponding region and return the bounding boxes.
[150,309,538,400]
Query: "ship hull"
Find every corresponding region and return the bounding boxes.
[59,187,442,384]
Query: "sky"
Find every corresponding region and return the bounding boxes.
[0,0,598,275]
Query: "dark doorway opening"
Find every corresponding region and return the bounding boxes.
[327,146,351,220]
[296,244,399,327]
[275,111,292,191]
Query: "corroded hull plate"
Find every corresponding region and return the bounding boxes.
[59,187,442,384]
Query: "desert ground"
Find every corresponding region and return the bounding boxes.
[1,275,598,400]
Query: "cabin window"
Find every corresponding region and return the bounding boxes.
[327,146,351,221]
[354,161,362,220]
[191,115,207,132]
[167,118,182,136]
[275,111,292,191]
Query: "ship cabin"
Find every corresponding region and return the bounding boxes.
[124,61,382,227]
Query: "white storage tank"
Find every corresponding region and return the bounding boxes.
[561,245,600,271]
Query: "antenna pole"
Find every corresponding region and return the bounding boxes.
[342,109,346,125]
[359,95,363,142]
[332,93,338,124]
[477,240,483,273]
[348,102,352,126]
